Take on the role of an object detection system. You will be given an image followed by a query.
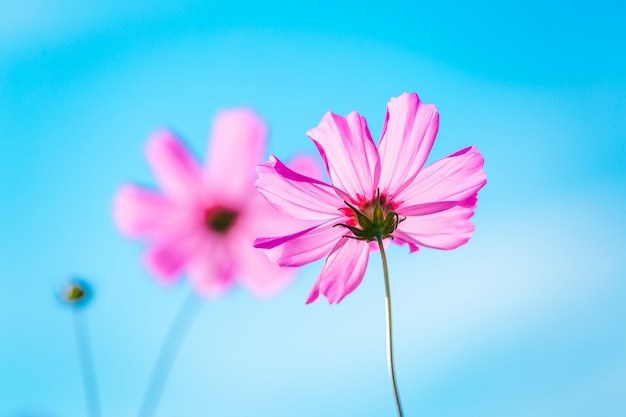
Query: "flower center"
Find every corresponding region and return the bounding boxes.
[204,206,238,234]
[335,190,403,242]
[358,193,396,219]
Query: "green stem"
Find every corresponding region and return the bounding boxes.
[73,310,101,417]
[376,236,404,417]
[138,291,202,417]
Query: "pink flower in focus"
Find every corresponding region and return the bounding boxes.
[113,109,317,298]
[254,93,486,304]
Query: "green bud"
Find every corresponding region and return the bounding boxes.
[336,189,404,242]
[373,190,385,224]
[66,285,86,301]
[58,278,92,309]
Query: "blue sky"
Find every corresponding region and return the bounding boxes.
[1,1,625,416]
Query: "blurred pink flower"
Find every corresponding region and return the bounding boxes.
[114,109,317,298]
[254,92,486,304]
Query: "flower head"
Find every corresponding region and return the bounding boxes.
[254,93,486,304]
[113,109,317,298]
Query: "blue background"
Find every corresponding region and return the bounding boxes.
[1,1,625,416]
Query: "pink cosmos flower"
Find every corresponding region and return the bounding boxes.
[254,92,486,304]
[113,108,317,298]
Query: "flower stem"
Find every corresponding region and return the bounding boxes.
[138,290,202,417]
[73,310,101,417]
[376,236,405,417]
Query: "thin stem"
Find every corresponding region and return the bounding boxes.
[73,310,101,417]
[138,291,202,417]
[376,236,404,417]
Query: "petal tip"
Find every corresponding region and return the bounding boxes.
[212,107,267,136]
[145,129,179,153]
[305,293,319,304]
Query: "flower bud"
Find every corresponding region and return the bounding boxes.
[58,278,92,309]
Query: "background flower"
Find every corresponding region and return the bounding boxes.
[114,109,317,298]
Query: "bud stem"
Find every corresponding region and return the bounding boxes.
[73,310,101,417]
[376,236,405,417]
[138,290,202,417]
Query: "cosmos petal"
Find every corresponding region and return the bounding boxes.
[254,220,347,267]
[397,146,486,209]
[112,184,173,238]
[306,237,370,304]
[378,93,439,196]
[234,232,296,298]
[398,201,460,216]
[186,238,236,298]
[396,205,477,250]
[285,153,324,181]
[206,108,267,199]
[145,130,205,202]
[307,111,380,202]
[256,155,344,220]
[143,229,206,282]
[391,233,420,253]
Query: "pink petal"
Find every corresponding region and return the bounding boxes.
[232,231,296,298]
[396,146,486,209]
[286,153,324,181]
[145,130,205,202]
[306,237,370,304]
[307,111,380,202]
[112,184,173,238]
[378,92,439,197]
[391,234,420,253]
[227,190,315,297]
[397,201,460,217]
[395,205,477,250]
[143,229,206,283]
[206,108,267,199]
[254,220,347,267]
[240,188,316,236]
[186,238,236,298]
[256,155,344,220]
